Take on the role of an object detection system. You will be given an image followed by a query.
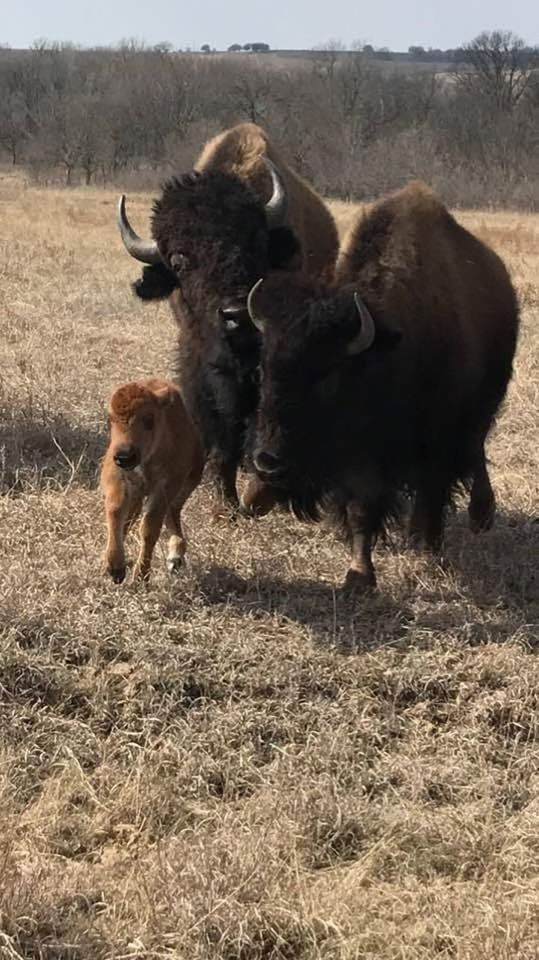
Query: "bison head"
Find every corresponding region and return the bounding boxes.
[247,274,401,515]
[117,161,299,341]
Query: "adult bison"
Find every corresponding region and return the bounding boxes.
[117,123,338,517]
[247,181,519,591]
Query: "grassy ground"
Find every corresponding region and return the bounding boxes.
[0,172,538,959]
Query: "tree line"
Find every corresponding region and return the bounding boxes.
[0,31,537,208]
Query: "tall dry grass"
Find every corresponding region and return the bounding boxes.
[0,172,538,960]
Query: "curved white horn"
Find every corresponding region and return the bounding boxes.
[263,158,287,227]
[350,292,375,353]
[247,278,266,333]
[117,195,161,264]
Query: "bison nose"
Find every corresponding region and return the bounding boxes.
[113,445,140,471]
[253,448,284,478]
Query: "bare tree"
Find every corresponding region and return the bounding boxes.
[0,35,536,206]
[454,30,539,113]
[0,91,28,164]
[230,68,272,123]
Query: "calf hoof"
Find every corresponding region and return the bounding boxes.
[166,554,184,574]
[342,569,377,596]
[107,565,126,584]
[468,496,496,534]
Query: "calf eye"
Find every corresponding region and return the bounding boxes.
[141,414,154,430]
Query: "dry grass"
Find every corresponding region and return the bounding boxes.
[1,170,538,960]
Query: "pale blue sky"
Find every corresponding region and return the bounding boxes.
[4,0,538,51]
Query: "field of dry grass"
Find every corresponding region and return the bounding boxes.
[0,170,538,960]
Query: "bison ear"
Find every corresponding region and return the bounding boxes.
[346,293,402,355]
[268,227,300,270]
[132,263,177,301]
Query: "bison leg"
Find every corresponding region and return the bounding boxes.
[343,500,379,594]
[468,450,496,533]
[409,480,448,555]
[209,455,240,520]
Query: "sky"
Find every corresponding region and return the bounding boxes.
[4,0,538,52]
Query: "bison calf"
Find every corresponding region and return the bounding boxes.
[101,379,204,582]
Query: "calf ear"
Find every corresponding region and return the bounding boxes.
[268,227,301,269]
[132,263,177,301]
[152,382,181,407]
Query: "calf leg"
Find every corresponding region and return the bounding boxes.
[133,497,167,582]
[468,446,496,533]
[124,494,143,536]
[104,497,129,584]
[165,506,187,572]
[164,469,200,572]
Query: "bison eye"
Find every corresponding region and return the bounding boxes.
[217,305,249,331]
[170,253,189,274]
[141,414,154,431]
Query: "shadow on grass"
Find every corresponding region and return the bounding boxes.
[445,507,538,612]
[188,505,538,650]
[0,406,106,494]
[185,561,415,652]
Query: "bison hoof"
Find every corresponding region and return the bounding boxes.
[211,504,238,524]
[108,566,126,584]
[238,499,274,519]
[167,555,184,573]
[468,497,496,533]
[240,482,278,519]
[342,569,377,596]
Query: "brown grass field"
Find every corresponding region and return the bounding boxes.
[0,170,538,959]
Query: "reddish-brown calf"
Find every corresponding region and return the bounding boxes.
[101,378,204,582]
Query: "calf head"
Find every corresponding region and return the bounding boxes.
[247,275,401,507]
[107,381,177,471]
[118,164,299,341]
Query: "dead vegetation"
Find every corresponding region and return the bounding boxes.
[0,172,538,959]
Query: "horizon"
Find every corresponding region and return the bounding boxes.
[2,37,538,55]
[4,1,538,54]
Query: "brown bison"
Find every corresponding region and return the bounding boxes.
[102,379,204,582]
[117,123,338,518]
[247,181,519,592]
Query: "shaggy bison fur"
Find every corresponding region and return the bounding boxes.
[249,181,520,591]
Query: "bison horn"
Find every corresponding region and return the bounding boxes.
[117,195,161,264]
[247,278,266,333]
[263,158,287,227]
[349,293,376,353]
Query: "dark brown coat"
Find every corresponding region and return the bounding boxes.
[249,181,520,591]
[195,123,338,280]
[119,124,338,518]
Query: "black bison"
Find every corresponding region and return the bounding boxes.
[117,122,338,518]
[247,181,520,591]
